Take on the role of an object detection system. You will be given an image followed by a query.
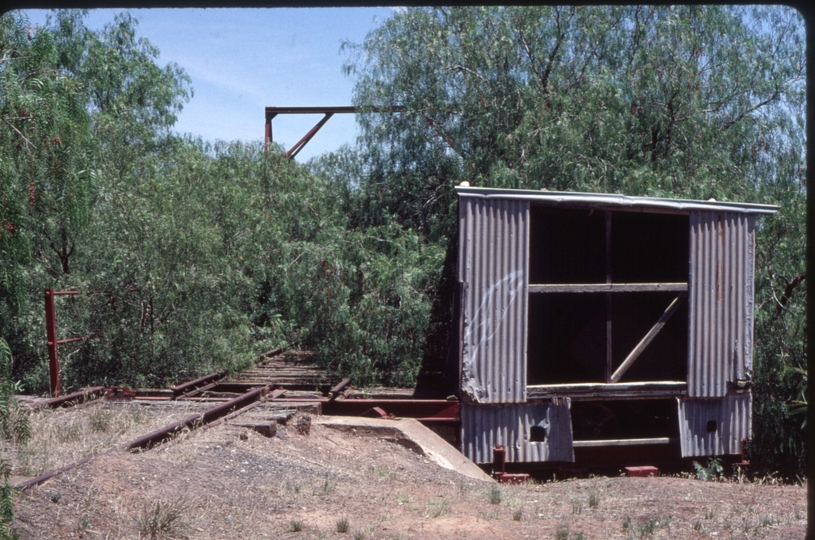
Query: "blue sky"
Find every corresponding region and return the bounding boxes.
[19,8,397,162]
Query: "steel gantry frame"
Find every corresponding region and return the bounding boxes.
[264,106,404,159]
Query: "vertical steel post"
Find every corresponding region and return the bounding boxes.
[264,115,272,151]
[44,288,61,397]
[605,211,613,383]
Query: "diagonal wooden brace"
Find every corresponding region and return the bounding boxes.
[610,292,686,383]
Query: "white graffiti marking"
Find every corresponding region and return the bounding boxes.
[464,269,524,370]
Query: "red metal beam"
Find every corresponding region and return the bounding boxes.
[55,334,103,345]
[287,112,334,159]
[266,106,358,117]
[287,398,460,420]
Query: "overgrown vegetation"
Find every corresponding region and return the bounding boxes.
[0,5,807,485]
[1,10,441,391]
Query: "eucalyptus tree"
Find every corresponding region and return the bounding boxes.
[1,10,194,389]
[347,6,804,203]
[1,11,95,380]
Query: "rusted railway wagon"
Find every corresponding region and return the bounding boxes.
[454,185,778,466]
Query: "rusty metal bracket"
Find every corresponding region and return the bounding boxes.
[492,445,529,484]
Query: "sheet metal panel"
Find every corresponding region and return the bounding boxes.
[688,212,755,397]
[678,394,752,457]
[455,186,779,215]
[458,197,529,403]
[461,400,574,464]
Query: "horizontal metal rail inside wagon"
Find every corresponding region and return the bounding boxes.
[572,437,677,448]
[526,381,687,400]
[528,283,688,293]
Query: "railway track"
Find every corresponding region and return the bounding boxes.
[17,349,460,490]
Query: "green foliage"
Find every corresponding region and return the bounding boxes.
[0,339,26,540]
[0,340,28,444]
[0,459,14,540]
[692,458,723,482]
[487,485,501,505]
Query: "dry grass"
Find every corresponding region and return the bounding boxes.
[2,401,213,478]
[135,497,189,539]
[6,404,809,539]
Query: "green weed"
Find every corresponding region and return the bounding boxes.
[693,458,723,481]
[428,499,450,518]
[488,485,501,505]
[313,476,335,496]
[135,497,188,539]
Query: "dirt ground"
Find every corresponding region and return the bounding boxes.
[8,403,808,540]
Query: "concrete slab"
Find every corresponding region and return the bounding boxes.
[314,416,493,483]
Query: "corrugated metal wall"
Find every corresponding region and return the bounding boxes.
[458,197,529,403]
[461,400,574,463]
[688,212,756,398]
[678,394,751,457]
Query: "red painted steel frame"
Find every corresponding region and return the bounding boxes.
[44,289,60,397]
[320,398,459,421]
[43,288,137,397]
[44,289,106,397]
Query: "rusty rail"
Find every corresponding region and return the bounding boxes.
[126,385,272,451]
[15,452,114,491]
[171,372,225,398]
[30,386,106,410]
[16,385,280,490]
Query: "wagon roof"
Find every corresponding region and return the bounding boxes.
[455,185,779,215]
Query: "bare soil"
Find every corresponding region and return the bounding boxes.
[8,403,808,539]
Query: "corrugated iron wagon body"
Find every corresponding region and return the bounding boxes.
[455,186,777,465]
